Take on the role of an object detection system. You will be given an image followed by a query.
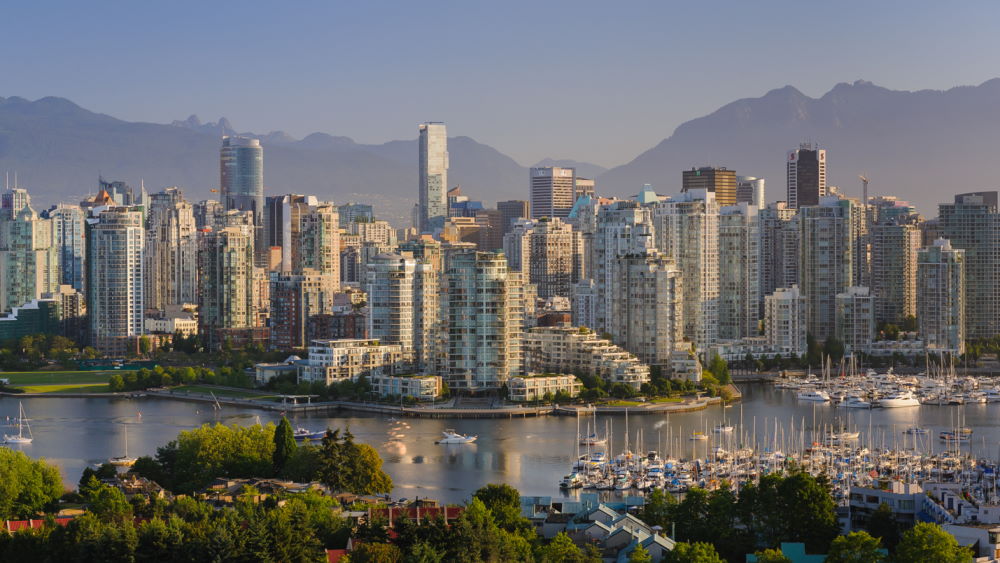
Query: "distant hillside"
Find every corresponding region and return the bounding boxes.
[598,79,1000,215]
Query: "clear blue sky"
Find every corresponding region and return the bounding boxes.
[4,1,999,167]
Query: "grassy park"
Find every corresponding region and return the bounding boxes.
[0,371,116,393]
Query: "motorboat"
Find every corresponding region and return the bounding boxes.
[712,424,734,433]
[109,425,137,467]
[689,431,709,441]
[579,433,607,446]
[796,390,831,402]
[3,402,32,444]
[293,428,327,441]
[878,391,920,408]
[903,427,929,435]
[838,397,871,409]
[559,473,583,489]
[940,431,970,442]
[436,429,477,444]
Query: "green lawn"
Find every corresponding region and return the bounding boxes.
[0,371,115,385]
[15,383,111,394]
[172,385,277,400]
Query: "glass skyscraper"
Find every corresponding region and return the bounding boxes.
[220,136,265,264]
[418,122,448,232]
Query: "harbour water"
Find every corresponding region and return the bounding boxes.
[5,383,1000,503]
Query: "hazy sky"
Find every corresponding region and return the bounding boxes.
[5,1,1000,167]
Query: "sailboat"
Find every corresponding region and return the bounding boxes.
[109,425,137,466]
[4,402,33,444]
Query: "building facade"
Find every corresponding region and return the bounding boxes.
[220,136,265,266]
[938,192,1000,339]
[786,144,827,209]
[764,285,807,357]
[86,206,145,355]
[835,286,876,355]
[145,187,198,312]
[530,167,576,219]
[918,238,965,354]
[418,122,449,232]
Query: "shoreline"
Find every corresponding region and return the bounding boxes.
[0,383,743,418]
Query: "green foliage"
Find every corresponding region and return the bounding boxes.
[83,478,133,523]
[628,542,653,563]
[823,336,845,363]
[894,522,973,563]
[667,541,725,562]
[706,354,730,385]
[272,416,297,474]
[753,547,792,563]
[316,428,393,495]
[825,531,886,563]
[0,447,63,519]
[737,470,840,552]
[351,542,403,562]
[538,531,591,562]
[639,487,676,528]
[866,502,901,552]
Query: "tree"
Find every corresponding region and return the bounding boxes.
[84,478,133,523]
[823,336,845,363]
[825,531,886,563]
[752,548,791,563]
[736,470,839,553]
[350,542,402,563]
[316,428,392,494]
[628,542,653,563]
[866,502,900,552]
[806,334,822,367]
[707,354,730,385]
[0,447,63,519]
[639,487,675,528]
[894,522,973,563]
[139,335,152,356]
[539,532,587,562]
[272,416,297,474]
[108,374,125,392]
[667,541,725,563]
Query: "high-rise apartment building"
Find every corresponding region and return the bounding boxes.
[918,238,965,354]
[337,203,374,228]
[798,196,856,342]
[764,285,807,357]
[268,269,336,350]
[497,200,530,236]
[0,187,31,219]
[220,136,265,265]
[296,204,340,284]
[198,220,257,349]
[653,190,720,349]
[786,143,827,209]
[87,206,145,355]
[43,204,86,292]
[366,253,440,370]
[264,194,317,272]
[937,192,1000,339]
[530,167,576,219]
[718,204,760,340]
[193,199,222,230]
[0,203,59,313]
[835,286,876,355]
[682,167,737,206]
[418,122,448,232]
[608,250,683,367]
[502,217,584,299]
[145,187,198,311]
[870,214,921,324]
[441,251,532,391]
[758,202,798,314]
[736,176,765,209]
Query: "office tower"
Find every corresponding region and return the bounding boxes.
[530,167,576,219]
[193,199,222,230]
[758,202,798,313]
[0,187,30,219]
[472,208,504,251]
[43,204,86,292]
[765,285,807,356]
[418,122,449,232]
[937,192,1000,339]
[264,194,317,272]
[682,167,737,206]
[835,286,875,355]
[366,253,440,370]
[295,204,340,284]
[608,251,683,367]
[269,270,336,350]
[145,187,198,312]
[870,213,921,324]
[502,217,583,299]
[198,219,257,349]
[575,177,596,200]
[798,196,856,342]
[220,136,265,265]
[786,143,827,209]
[442,250,531,390]
[586,201,656,334]
[498,200,530,236]
[918,238,965,354]
[337,202,374,228]
[0,204,59,313]
[718,204,760,340]
[736,176,765,209]
[86,206,145,355]
[653,190,720,349]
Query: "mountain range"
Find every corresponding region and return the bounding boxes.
[2,79,1000,221]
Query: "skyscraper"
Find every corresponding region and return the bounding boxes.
[608,250,683,367]
[366,253,440,370]
[798,196,855,342]
[918,238,965,354]
[530,167,576,219]
[502,217,584,299]
[220,136,265,265]
[198,218,257,349]
[87,206,145,355]
[497,200,530,235]
[682,167,737,206]
[718,204,760,340]
[0,203,59,313]
[43,204,86,292]
[835,286,875,355]
[758,202,798,314]
[295,204,340,283]
[268,270,335,350]
[264,194,317,272]
[765,285,807,357]
[870,213,921,324]
[736,175,765,209]
[418,122,448,232]
[786,143,827,209]
[938,192,1000,339]
[145,187,198,311]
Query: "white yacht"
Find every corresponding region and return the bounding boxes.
[109,425,137,467]
[796,389,831,402]
[3,402,32,444]
[878,391,920,408]
[712,424,734,433]
[838,396,871,409]
[436,430,477,444]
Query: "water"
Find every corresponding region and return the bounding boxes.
[4,384,1000,503]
